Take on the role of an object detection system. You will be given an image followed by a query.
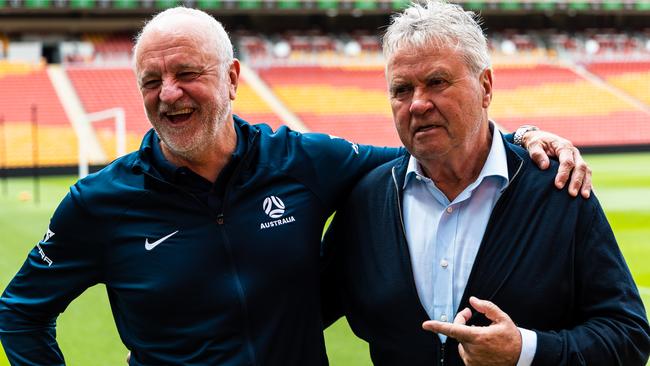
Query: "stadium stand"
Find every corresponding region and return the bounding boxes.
[236,31,385,68]
[587,61,650,105]
[233,79,285,130]
[0,3,649,170]
[490,62,650,147]
[65,66,147,158]
[81,33,133,65]
[65,65,284,158]
[257,65,400,146]
[254,60,650,148]
[0,62,77,168]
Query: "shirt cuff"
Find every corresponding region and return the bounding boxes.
[516,327,537,366]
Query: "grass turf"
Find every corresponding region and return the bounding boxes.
[0,151,649,365]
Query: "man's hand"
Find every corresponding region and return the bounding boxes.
[422,296,521,366]
[522,130,592,198]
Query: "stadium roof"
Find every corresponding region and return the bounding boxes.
[0,0,648,15]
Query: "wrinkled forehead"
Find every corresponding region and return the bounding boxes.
[386,43,464,75]
[385,33,464,59]
[136,15,215,58]
[135,30,217,72]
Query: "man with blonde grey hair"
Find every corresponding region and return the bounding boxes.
[1,5,596,366]
[321,1,649,365]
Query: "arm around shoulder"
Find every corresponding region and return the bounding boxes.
[291,132,403,210]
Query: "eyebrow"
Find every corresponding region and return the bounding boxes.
[426,70,452,80]
[139,70,159,79]
[389,78,409,88]
[137,71,161,86]
[172,63,201,72]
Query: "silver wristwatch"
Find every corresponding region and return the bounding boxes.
[513,125,539,146]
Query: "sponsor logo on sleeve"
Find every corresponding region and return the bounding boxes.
[328,134,359,155]
[37,227,55,266]
[37,244,53,266]
[42,228,55,242]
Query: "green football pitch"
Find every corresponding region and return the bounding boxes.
[1,152,649,365]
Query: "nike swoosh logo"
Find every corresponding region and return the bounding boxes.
[145,230,178,251]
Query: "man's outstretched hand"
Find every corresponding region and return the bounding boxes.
[422,296,521,366]
[522,129,592,198]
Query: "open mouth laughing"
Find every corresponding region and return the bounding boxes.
[164,108,195,124]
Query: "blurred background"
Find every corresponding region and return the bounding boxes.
[0,0,648,365]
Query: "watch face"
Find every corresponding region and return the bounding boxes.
[514,130,524,145]
[514,125,538,146]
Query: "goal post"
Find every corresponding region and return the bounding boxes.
[78,107,126,179]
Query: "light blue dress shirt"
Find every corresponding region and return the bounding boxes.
[402,127,536,366]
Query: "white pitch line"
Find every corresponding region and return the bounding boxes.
[639,287,650,295]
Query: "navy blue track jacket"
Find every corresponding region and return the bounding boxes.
[0,116,402,365]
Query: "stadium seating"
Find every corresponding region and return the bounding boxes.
[258,61,650,148]
[82,33,134,65]
[257,65,400,147]
[2,28,649,170]
[233,79,285,130]
[236,32,385,69]
[587,61,650,105]
[244,29,648,148]
[0,62,77,168]
[66,66,284,157]
[490,63,650,147]
[66,67,148,157]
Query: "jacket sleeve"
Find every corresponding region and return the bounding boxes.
[0,186,103,365]
[289,132,403,212]
[320,209,349,329]
[533,198,650,366]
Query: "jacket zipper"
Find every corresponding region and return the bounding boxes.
[391,166,407,238]
[139,129,261,365]
[213,134,259,365]
[440,342,446,366]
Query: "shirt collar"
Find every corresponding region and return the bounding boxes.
[150,132,178,180]
[404,122,509,191]
[150,121,245,184]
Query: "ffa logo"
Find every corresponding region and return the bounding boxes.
[263,196,285,219]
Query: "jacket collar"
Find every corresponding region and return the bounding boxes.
[391,128,528,195]
[130,115,261,178]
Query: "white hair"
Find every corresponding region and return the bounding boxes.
[133,7,233,73]
[382,0,490,75]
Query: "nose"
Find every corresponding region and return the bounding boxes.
[409,90,433,115]
[159,79,183,104]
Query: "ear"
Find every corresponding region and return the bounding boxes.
[480,68,493,108]
[228,59,240,101]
